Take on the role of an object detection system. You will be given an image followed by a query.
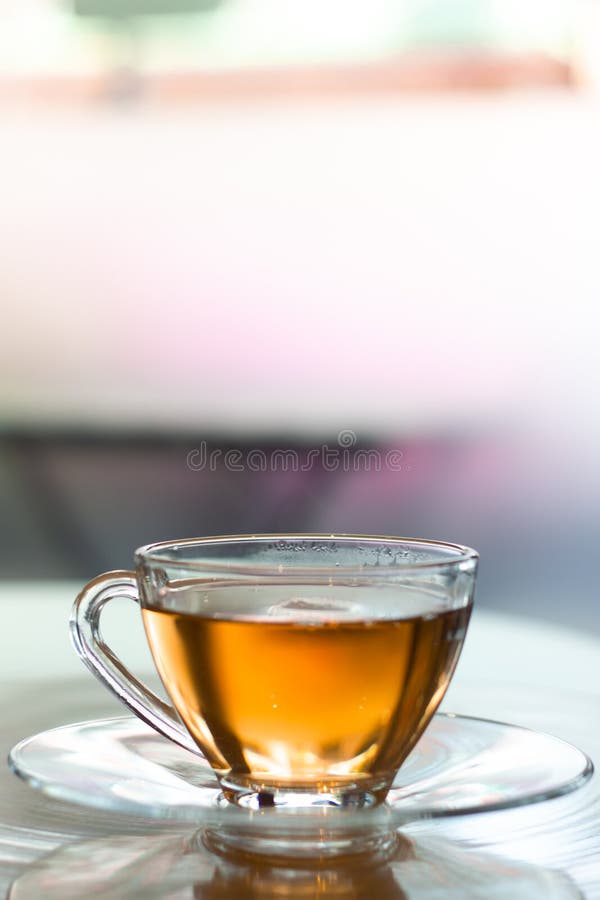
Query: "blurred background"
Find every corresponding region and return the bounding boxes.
[0,0,598,631]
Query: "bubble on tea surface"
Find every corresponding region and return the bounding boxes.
[266,597,362,621]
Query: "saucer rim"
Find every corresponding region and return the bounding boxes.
[8,712,594,828]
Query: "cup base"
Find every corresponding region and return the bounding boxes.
[201,824,400,865]
[219,787,385,811]
[218,776,391,811]
[208,782,398,863]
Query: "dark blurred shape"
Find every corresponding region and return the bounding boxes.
[1,430,598,636]
[73,0,221,15]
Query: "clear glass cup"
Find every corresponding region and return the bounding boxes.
[71,534,477,855]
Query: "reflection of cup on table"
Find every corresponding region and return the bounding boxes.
[72,535,477,816]
[8,830,581,900]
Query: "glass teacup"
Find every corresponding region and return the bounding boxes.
[71,535,477,840]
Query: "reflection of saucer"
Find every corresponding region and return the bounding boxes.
[8,713,592,836]
[7,830,582,900]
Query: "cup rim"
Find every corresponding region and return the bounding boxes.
[135,533,478,575]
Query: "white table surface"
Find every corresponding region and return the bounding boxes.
[1,582,600,897]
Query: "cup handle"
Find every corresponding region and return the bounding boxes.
[70,571,200,756]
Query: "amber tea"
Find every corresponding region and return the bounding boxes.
[142,583,470,804]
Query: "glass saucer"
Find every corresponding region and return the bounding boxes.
[8,714,592,861]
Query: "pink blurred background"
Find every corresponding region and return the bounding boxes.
[0,1,598,630]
